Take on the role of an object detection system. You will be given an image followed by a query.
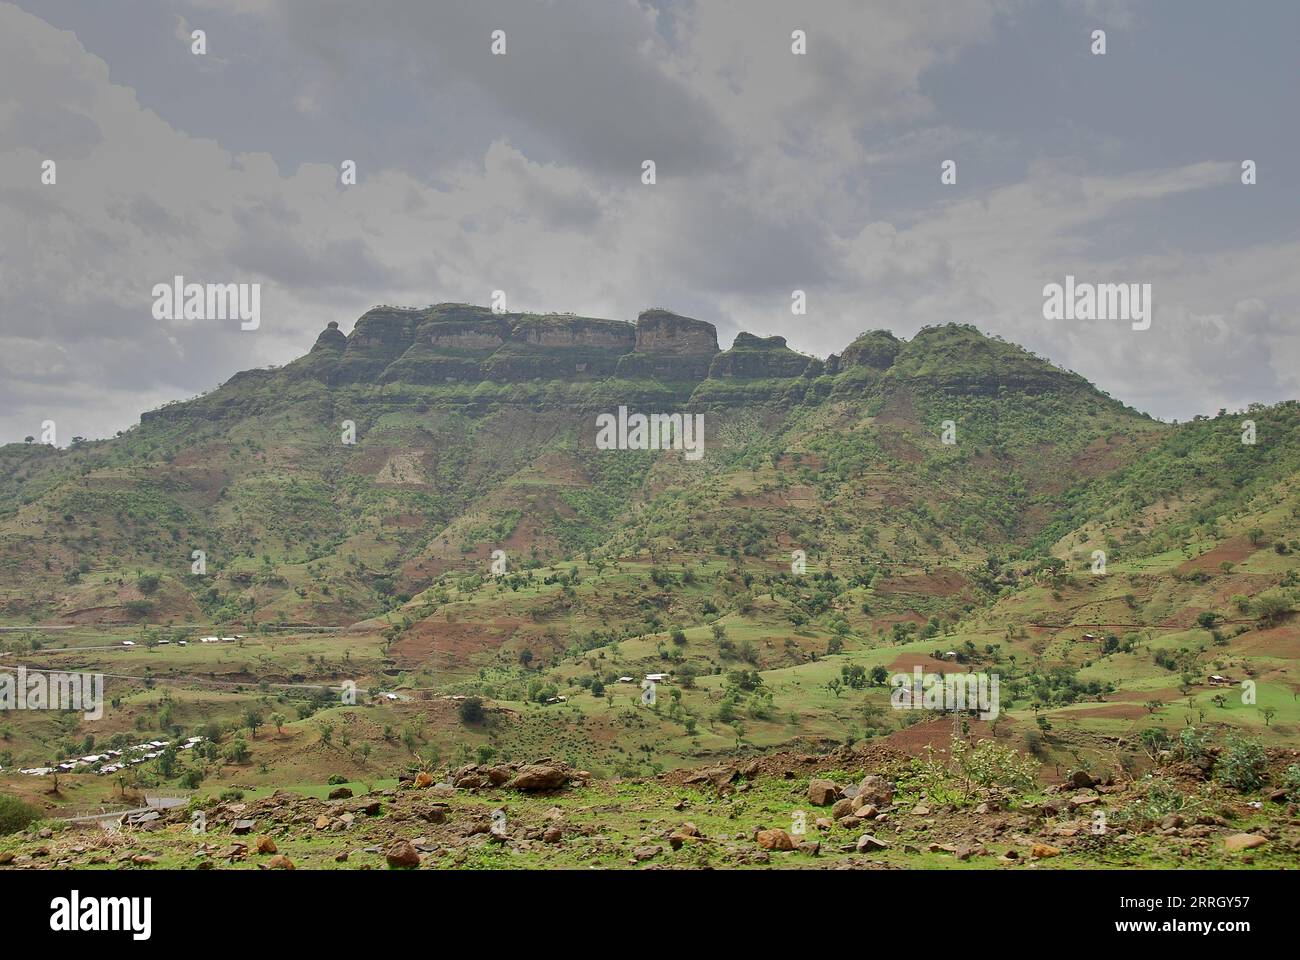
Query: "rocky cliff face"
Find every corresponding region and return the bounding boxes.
[311,320,347,351]
[708,332,815,380]
[282,306,1091,406]
[616,309,719,381]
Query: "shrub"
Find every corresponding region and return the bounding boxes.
[0,794,42,835]
[458,697,485,724]
[1216,735,1267,792]
[1283,764,1300,800]
[1255,590,1293,624]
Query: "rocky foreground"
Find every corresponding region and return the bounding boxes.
[2,747,1297,870]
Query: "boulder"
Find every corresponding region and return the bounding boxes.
[856,834,890,852]
[756,829,796,851]
[385,840,421,869]
[856,774,894,807]
[808,779,841,806]
[505,764,569,791]
[831,798,856,821]
[1223,833,1267,852]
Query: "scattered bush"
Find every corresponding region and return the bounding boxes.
[0,794,41,835]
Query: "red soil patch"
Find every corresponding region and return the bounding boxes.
[1177,537,1257,575]
[775,453,826,472]
[731,486,817,510]
[390,618,523,669]
[874,568,970,597]
[887,651,956,673]
[1232,622,1300,658]
[382,512,428,528]
[881,716,1010,755]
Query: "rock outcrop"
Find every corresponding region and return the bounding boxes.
[708,332,811,380]
[311,320,347,352]
[274,307,1095,412]
[840,330,901,370]
[615,309,719,381]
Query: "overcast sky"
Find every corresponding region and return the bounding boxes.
[2,0,1298,443]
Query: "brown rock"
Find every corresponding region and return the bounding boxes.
[328,786,353,800]
[504,764,569,791]
[856,775,894,807]
[1030,843,1062,859]
[1223,833,1267,852]
[856,834,890,852]
[267,855,295,870]
[808,779,841,806]
[256,836,278,855]
[756,829,796,851]
[386,840,421,869]
[414,772,434,789]
[831,798,856,821]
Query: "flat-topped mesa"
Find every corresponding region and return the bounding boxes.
[482,314,636,380]
[616,309,720,381]
[708,332,815,380]
[381,304,508,384]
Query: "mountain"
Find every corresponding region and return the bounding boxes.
[0,304,1296,843]
[0,305,1150,626]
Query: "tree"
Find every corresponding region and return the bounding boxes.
[1255,591,1293,625]
[243,708,263,738]
[458,697,485,724]
[826,678,843,699]
[1261,706,1277,727]
[226,738,250,763]
[270,712,286,735]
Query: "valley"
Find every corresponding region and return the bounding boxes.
[0,305,1296,869]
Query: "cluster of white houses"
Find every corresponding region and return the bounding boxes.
[120,634,240,648]
[10,736,205,777]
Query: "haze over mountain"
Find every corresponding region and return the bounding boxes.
[2,304,1297,872]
